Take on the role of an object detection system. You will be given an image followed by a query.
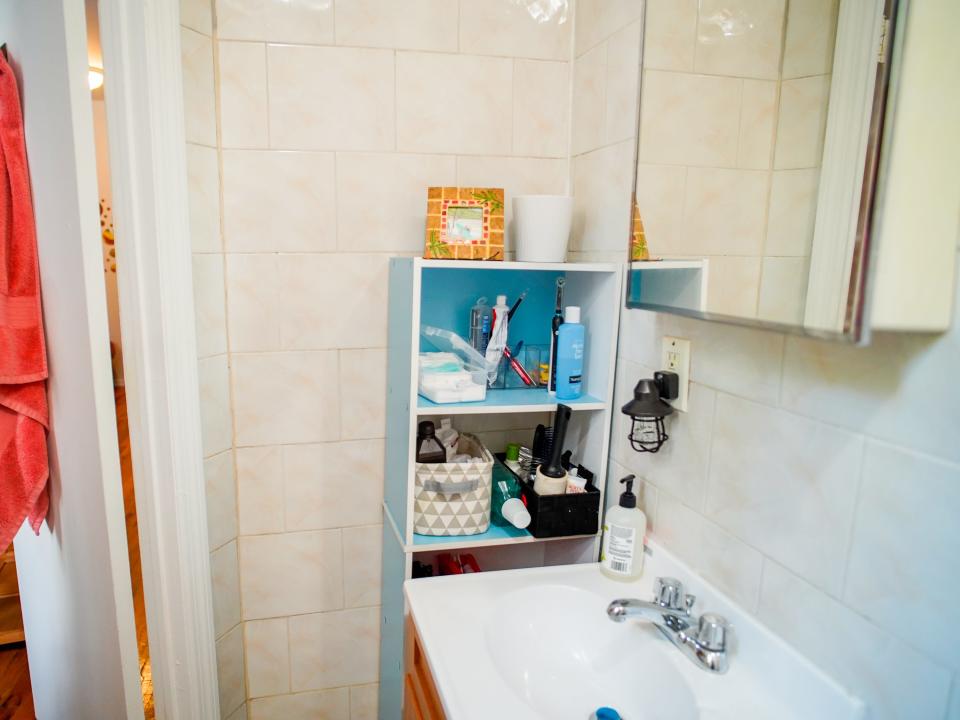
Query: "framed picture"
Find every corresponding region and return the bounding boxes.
[424,186,504,261]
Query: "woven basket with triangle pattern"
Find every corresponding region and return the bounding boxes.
[414,433,492,536]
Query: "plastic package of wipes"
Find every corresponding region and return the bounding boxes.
[418,326,494,403]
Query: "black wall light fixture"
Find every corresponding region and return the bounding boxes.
[621,371,679,453]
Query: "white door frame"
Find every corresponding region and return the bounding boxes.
[97,2,220,718]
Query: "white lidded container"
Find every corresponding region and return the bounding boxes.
[513,194,573,263]
[600,475,646,581]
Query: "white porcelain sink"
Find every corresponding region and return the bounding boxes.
[404,539,865,720]
[484,584,697,720]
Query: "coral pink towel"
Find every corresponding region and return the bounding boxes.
[0,53,50,552]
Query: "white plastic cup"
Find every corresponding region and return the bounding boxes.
[513,195,573,263]
[501,498,532,529]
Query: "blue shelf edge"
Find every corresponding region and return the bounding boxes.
[417,388,605,412]
[412,524,531,547]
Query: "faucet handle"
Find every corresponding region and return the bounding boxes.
[696,613,730,652]
[653,577,687,611]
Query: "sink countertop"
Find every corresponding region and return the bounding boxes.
[404,539,864,720]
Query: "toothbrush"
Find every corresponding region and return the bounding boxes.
[548,278,566,394]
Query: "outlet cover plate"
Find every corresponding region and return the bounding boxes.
[661,336,690,412]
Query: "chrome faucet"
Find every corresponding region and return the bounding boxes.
[607,577,731,673]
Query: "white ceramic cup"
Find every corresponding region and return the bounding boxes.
[513,194,573,263]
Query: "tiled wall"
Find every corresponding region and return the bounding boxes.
[569,0,643,262]
[183,1,576,718]
[180,0,247,718]
[613,261,960,719]
[635,0,836,321]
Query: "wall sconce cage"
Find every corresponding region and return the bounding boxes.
[621,371,679,454]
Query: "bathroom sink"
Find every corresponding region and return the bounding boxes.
[483,584,697,720]
[404,539,865,720]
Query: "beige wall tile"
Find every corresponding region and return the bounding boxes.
[236,445,284,535]
[222,150,336,252]
[205,450,238,550]
[651,492,704,568]
[277,254,390,350]
[705,393,862,594]
[284,440,385,531]
[643,0,697,71]
[335,0,458,52]
[634,163,686,256]
[704,255,762,318]
[289,608,380,691]
[225,254,281,353]
[571,141,634,253]
[335,153,457,253]
[765,168,819,257]
[459,0,572,60]
[269,45,395,151]
[216,624,247,719]
[342,525,382,608]
[186,143,221,253]
[699,519,764,612]
[181,0,212,35]
[396,52,513,154]
[218,42,269,149]
[192,254,228,358]
[199,355,234,457]
[757,256,808,325]
[774,75,831,170]
[239,530,344,619]
[759,560,953,720]
[695,0,786,79]
[245,618,290,698]
[349,684,378,720]
[340,349,387,440]
[638,71,742,167]
[844,442,960,670]
[216,0,334,43]
[231,351,340,446]
[682,167,769,257]
[737,80,778,170]
[181,27,217,147]
[456,155,568,249]
[783,0,839,79]
[513,60,570,158]
[575,0,644,55]
[225,702,248,720]
[210,540,241,637]
[249,688,349,720]
[571,43,606,155]
[780,314,960,465]
[605,23,641,145]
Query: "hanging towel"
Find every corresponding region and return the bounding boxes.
[0,53,50,552]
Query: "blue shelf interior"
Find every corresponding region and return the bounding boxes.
[412,522,531,547]
[417,387,603,410]
[419,267,563,353]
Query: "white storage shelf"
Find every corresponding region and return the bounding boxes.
[629,258,709,312]
[379,258,623,715]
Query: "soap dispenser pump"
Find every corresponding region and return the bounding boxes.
[600,475,646,581]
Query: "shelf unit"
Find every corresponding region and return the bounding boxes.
[629,258,709,312]
[379,258,623,716]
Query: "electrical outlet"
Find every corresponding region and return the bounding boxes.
[661,336,690,412]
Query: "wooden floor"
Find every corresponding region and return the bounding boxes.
[0,387,153,720]
[116,387,155,719]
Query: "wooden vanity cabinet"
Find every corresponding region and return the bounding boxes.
[404,615,447,720]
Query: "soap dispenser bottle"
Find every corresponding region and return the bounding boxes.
[600,475,646,581]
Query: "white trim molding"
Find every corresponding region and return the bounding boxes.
[97,2,220,718]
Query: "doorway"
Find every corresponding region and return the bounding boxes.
[0,2,154,718]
